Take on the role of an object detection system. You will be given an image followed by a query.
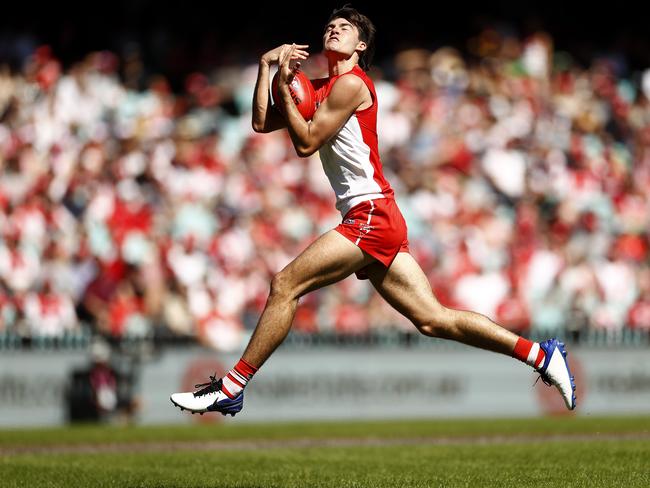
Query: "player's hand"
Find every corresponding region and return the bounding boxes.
[277,44,302,87]
[261,43,309,67]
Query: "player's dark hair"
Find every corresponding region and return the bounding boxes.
[327,5,376,71]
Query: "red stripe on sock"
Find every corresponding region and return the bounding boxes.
[227,372,245,388]
[235,358,258,379]
[513,337,533,362]
[221,383,236,399]
[534,348,545,369]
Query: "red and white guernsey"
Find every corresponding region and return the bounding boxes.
[312,65,395,217]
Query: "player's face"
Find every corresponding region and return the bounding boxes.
[323,18,366,58]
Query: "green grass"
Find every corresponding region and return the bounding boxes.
[1,415,648,447]
[1,416,649,487]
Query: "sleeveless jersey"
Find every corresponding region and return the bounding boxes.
[311,65,394,217]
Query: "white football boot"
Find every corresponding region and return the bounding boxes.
[536,338,577,410]
[170,374,244,416]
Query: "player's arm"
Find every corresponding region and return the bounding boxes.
[278,73,366,157]
[251,60,285,133]
[252,44,309,133]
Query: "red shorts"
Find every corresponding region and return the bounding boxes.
[334,197,410,280]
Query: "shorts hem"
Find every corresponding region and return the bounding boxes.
[333,227,388,266]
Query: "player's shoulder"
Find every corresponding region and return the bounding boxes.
[330,71,366,94]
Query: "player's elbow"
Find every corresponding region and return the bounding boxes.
[296,138,319,157]
[296,146,316,158]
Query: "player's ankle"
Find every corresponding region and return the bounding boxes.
[221,358,259,399]
[512,337,545,369]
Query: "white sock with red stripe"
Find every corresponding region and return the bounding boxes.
[512,337,545,370]
[220,358,258,399]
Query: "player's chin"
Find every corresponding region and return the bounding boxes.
[324,39,341,49]
[324,46,346,57]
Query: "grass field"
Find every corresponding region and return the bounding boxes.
[1,415,649,487]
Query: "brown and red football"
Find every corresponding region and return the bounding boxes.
[272,69,317,121]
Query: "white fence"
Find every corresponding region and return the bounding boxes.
[1,346,649,427]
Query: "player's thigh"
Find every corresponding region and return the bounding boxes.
[275,229,376,298]
[365,252,443,326]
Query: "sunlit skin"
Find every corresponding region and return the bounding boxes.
[242,16,520,370]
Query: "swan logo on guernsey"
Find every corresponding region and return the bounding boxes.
[344,219,356,225]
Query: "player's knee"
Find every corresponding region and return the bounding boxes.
[269,271,294,300]
[416,306,453,337]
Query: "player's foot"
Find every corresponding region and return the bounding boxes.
[170,374,244,416]
[536,338,576,410]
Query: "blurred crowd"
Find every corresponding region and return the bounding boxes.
[1,28,649,350]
